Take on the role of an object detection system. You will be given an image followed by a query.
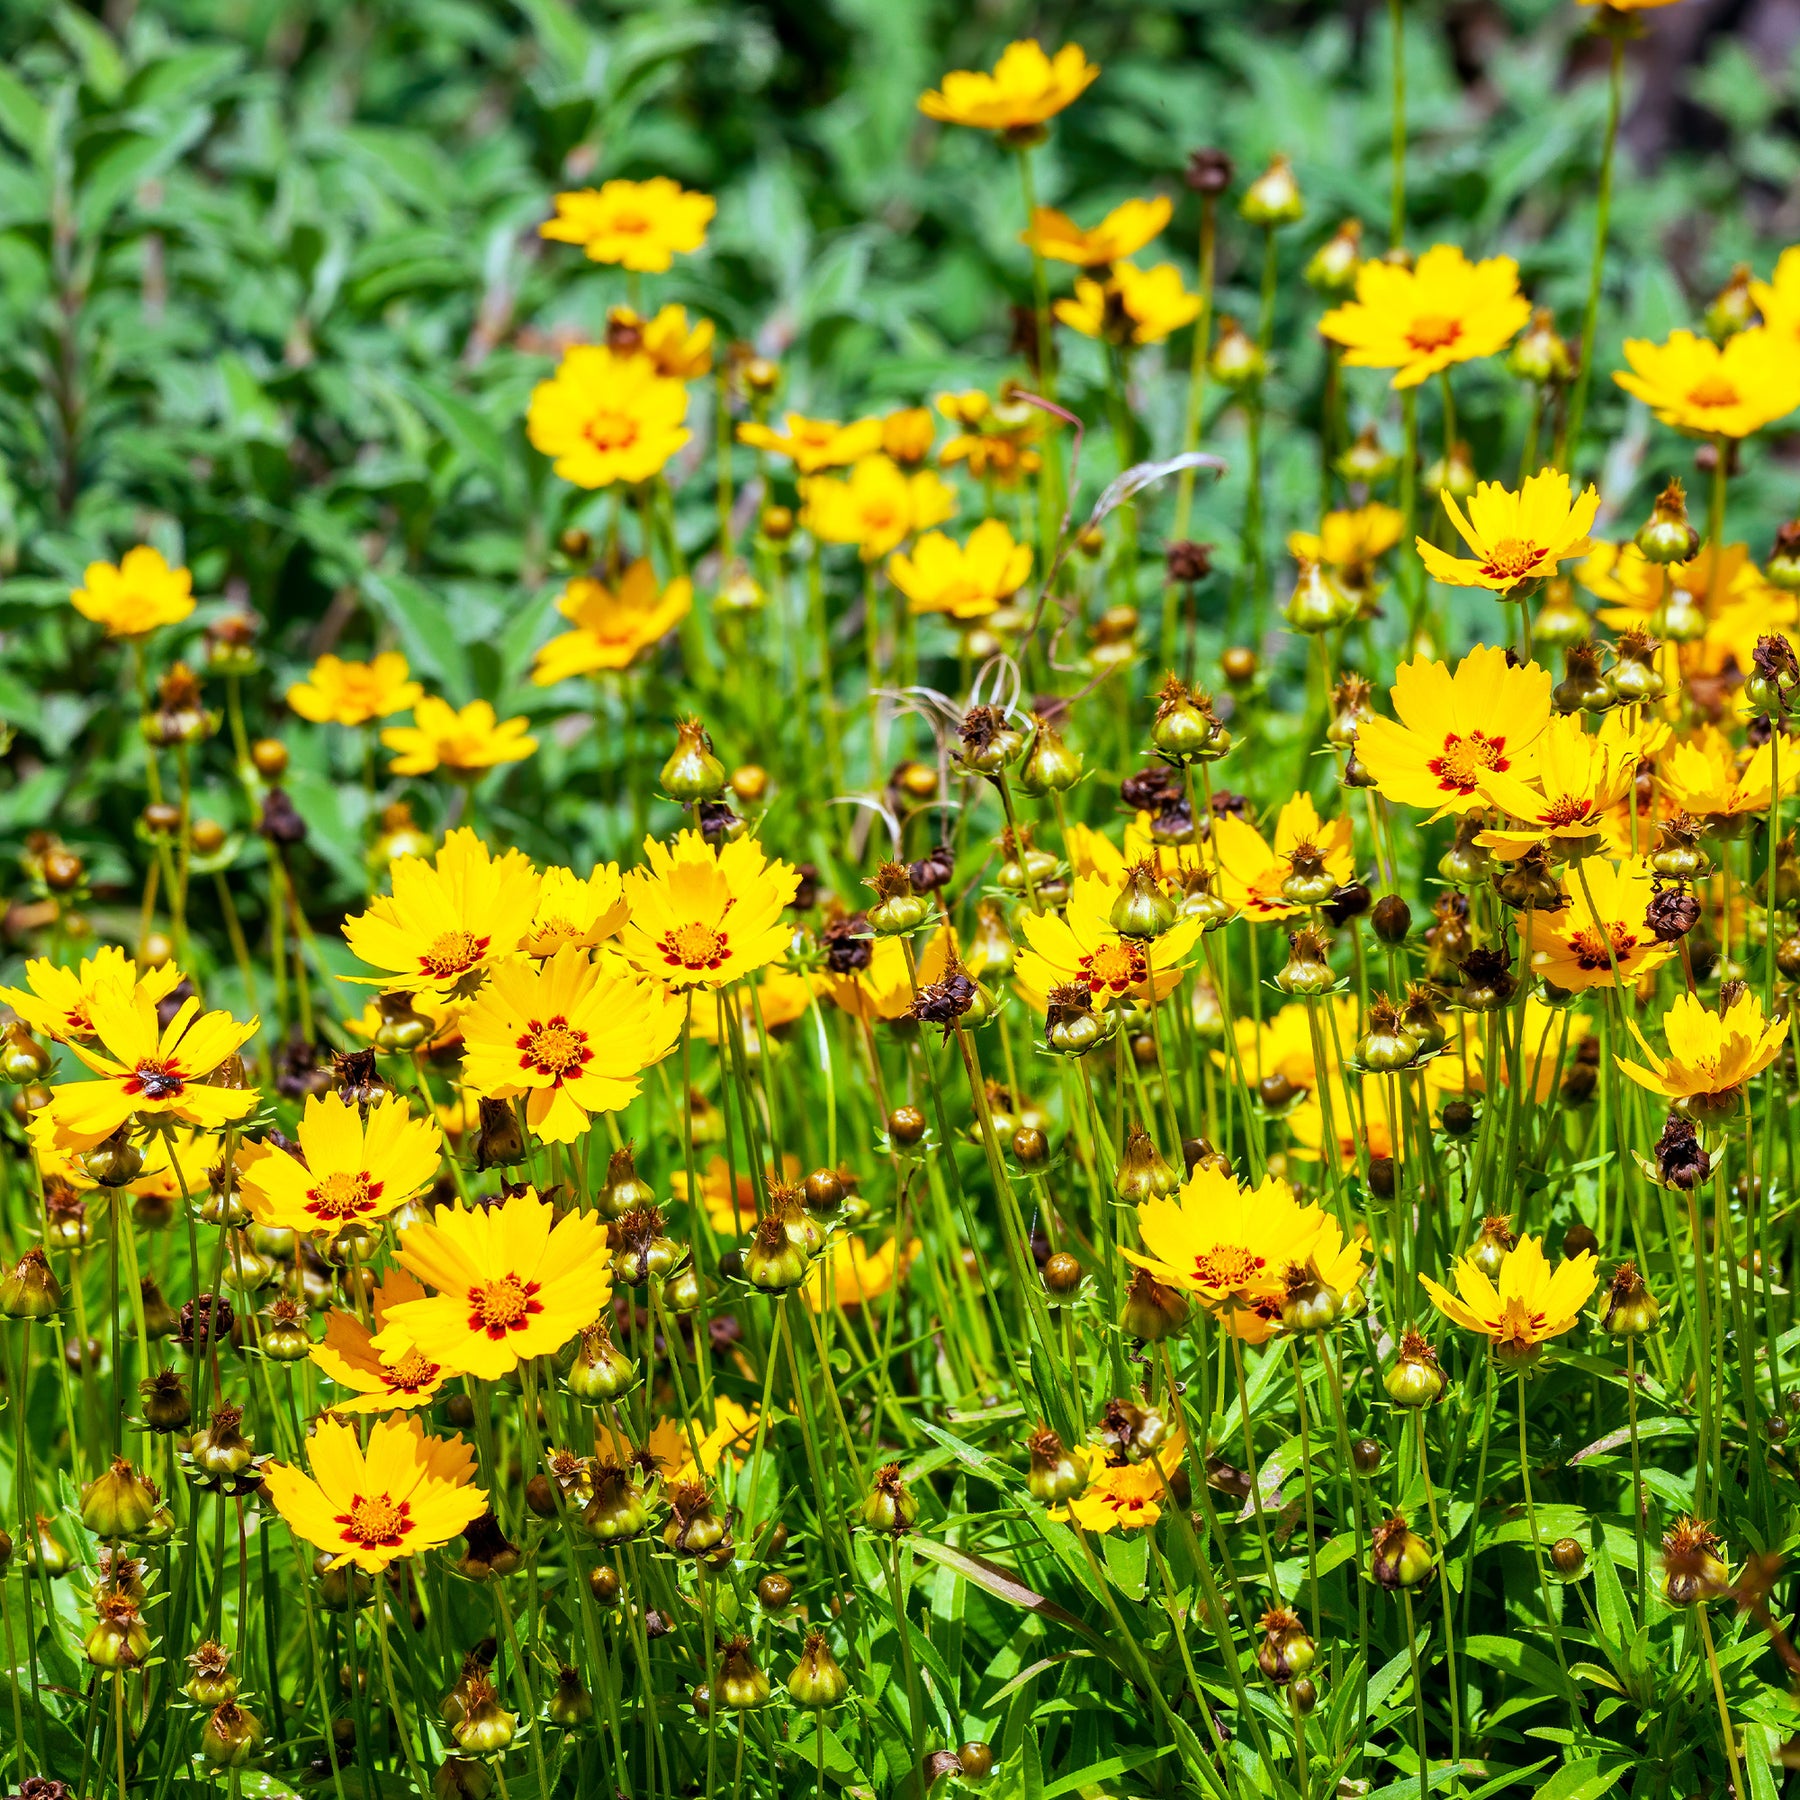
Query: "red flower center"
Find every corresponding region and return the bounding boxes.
[467,1274,543,1340]
[1428,730,1508,794]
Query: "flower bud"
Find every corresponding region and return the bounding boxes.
[1384,1331,1446,1408]
[1045,985,1113,1057]
[1018,718,1083,795]
[1209,315,1266,388]
[81,1456,160,1540]
[1336,424,1396,486]
[1650,817,1711,882]
[565,1322,637,1401]
[1768,520,1800,592]
[1704,264,1755,342]
[862,1463,918,1534]
[0,1021,51,1084]
[1608,629,1665,706]
[1275,927,1335,997]
[81,1127,144,1189]
[1240,153,1303,226]
[1283,560,1353,635]
[185,1640,240,1706]
[188,1404,256,1482]
[1468,1215,1515,1280]
[547,1665,593,1730]
[1109,865,1176,941]
[1636,479,1700,566]
[1550,1537,1587,1578]
[1026,1428,1089,1505]
[1113,1125,1178,1202]
[1256,1606,1317,1685]
[1150,676,1217,761]
[452,1675,517,1755]
[1601,1261,1661,1338]
[1122,1267,1190,1342]
[787,1629,848,1710]
[1534,579,1591,649]
[663,1481,729,1557]
[1662,1517,1729,1605]
[141,1367,192,1432]
[85,1591,151,1670]
[1370,1512,1434,1590]
[1423,440,1477,503]
[717,1636,770,1711]
[744,1213,809,1293]
[1,1248,62,1318]
[1357,996,1419,1073]
[1507,308,1573,386]
[1305,218,1362,296]
[373,990,436,1054]
[661,717,726,802]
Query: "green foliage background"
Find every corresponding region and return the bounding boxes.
[0,0,1793,893]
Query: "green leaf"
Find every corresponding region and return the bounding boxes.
[1529,1755,1632,1800]
[1463,1633,1582,1706]
[0,65,48,159]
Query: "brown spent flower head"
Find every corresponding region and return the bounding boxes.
[909,959,978,1037]
[1655,1112,1711,1191]
[1662,1515,1729,1605]
[1185,147,1234,194]
[1165,540,1213,583]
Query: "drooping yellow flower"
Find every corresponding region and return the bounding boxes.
[1752,247,1800,351]
[342,828,541,1001]
[532,560,692,684]
[800,456,957,560]
[460,946,682,1144]
[1211,793,1355,921]
[1619,990,1788,1109]
[47,989,259,1152]
[287,653,422,727]
[1022,196,1171,267]
[0,947,182,1046]
[70,547,195,638]
[1420,1234,1598,1360]
[888,520,1033,620]
[540,179,716,272]
[527,346,692,488]
[1318,244,1531,388]
[375,1187,612,1382]
[1471,715,1637,859]
[1014,871,1201,1010]
[607,303,715,379]
[311,1269,457,1414]
[1054,261,1202,346]
[1613,327,1800,438]
[522,864,629,956]
[1355,644,1554,816]
[1531,857,1673,994]
[382,697,537,779]
[1660,726,1796,824]
[239,1093,441,1241]
[263,1413,486,1572]
[1287,505,1404,580]
[1419,468,1600,594]
[917,40,1099,133]
[736,413,884,474]
[616,832,800,992]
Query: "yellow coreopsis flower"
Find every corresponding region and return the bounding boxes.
[460,945,682,1144]
[1471,715,1636,859]
[1318,244,1531,388]
[1062,1461,1166,1534]
[263,1413,486,1572]
[1419,468,1600,594]
[800,456,957,560]
[522,863,629,956]
[532,560,692,685]
[382,698,536,779]
[1014,870,1201,1009]
[1355,644,1554,816]
[527,346,692,488]
[1619,989,1788,1112]
[1613,327,1800,438]
[1420,1234,1598,1361]
[1023,196,1171,267]
[1751,247,1800,351]
[540,179,716,272]
[342,827,541,1001]
[375,1187,613,1381]
[1125,1162,1324,1312]
[1532,857,1673,994]
[311,1269,458,1414]
[888,520,1033,620]
[46,989,259,1152]
[0,947,182,1045]
[1211,793,1355,921]
[1660,726,1796,825]
[1287,505,1404,581]
[881,406,936,464]
[70,546,195,639]
[608,303,715,379]
[1055,261,1202,346]
[239,1093,441,1241]
[918,40,1099,133]
[287,653,422,727]
[736,413,884,474]
[616,831,800,991]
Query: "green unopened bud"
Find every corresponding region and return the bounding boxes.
[1281,1274,1340,1334]
[1256,1606,1317,1684]
[1768,521,1800,592]
[1601,1261,1661,1338]
[1,1247,62,1319]
[660,717,726,803]
[1240,153,1303,226]
[1018,718,1083,795]
[373,990,436,1053]
[1122,1266,1190,1341]
[1304,218,1362,296]
[1637,479,1700,566]
[1357,996,1419,1073]
[0,1020,51,1084]
[81,1126,144,1189]
[1275,927,1335,997]
[452,1675,517,1755]
[81,1455,161,1540]
[787,1628,849,1709]
[717,1636,770,1711]
[1384,1331,1446,1408]
[743,1213,809,1292]
[1507,308,1573,386]
[85,1591,151,1670]
[1209,315,1266,388]
[582,1462,652,1543]
[1607,629,1665,705]
[663,1480,729,1556]
[1113,1124,1179,1201]
[1026,1428,1089,1504]
[862,1462,919,1534]
[1150,675,1217,760]
[547,1665,593,1729]
[1283,560,1353,635]
[1371,1513,1434,1590]
[184,1640,239,1706]
[1109,865,1176,940]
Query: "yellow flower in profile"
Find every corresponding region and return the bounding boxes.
[1419,468,1599,594]
[1356,644,1553,816]
[1532,857,1673,994]
[460,946,682,1144]
[1014,871,1201,1010]
[263,1413,486,1573]
[70,546,195,639]
[1752,247,1800,350]
[800,456,957,560]
[1613,327,1800,438]
[1661,725,1795,824]
[1211,793,1355,921]
[918,40,1100,133]
[311,1269,457,1414]
[1619,989,1788,1110]
[343,827,541,1001]
[382,697,536,778]
[607,304,715,379]
[1318,244,1531,389]
[1062,1461,1165,1534]
[736,413,883,474]
[522,864,629,956]
[532,560,692,685]
[1471,715,1636,860]
[47,989,259,1152]
[540,179,716,272]
[287,653,422,727]
[527,346,692,488]
[881,407,936,464]
[240,1092,441,1241]
[1420,1234,1598,1361]
[888,520,1033,620]
[616,831,800,991]
[1055,262,1202,346]
[376,1187,613,1381]
[1287,505,1404,578]
[1023,196,1172,268]
[0,947,181,1045]
[802,1236,917,1312]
